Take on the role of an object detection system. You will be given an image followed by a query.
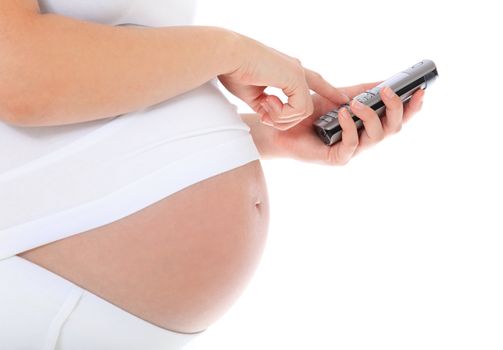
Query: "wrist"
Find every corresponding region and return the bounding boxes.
[215,27,244,76]
[240,113,282,159]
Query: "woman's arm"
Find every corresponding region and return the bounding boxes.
[0,5,239,126]
[0,1,350,129]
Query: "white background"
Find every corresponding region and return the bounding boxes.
[186,1,503,349]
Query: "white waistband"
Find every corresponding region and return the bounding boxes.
[0,134,259,260]
[0,256,201,349]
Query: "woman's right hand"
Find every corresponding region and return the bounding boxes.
[218,31,349,130]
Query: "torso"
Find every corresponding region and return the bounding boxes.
[12,1,270,334]
[19,159,269,334]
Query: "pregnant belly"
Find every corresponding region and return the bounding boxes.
[18,159,269,334]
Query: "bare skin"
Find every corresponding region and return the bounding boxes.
[3,0,426,338]
[19,159,269,334]
[16,84,424,335]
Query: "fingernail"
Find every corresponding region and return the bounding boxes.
[351,99,365,110]
[339,108,348,120]
[384,86,394,99]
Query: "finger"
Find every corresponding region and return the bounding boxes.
[328,107,359,165]
[350,99,385,142]
[269,95,311,124]
[310,92,338,117]
[257,105,274,126]
[279,79,311,120]
[268,118,303,130]
[380,86,404,135]
[304,68,350,105]
[339,81,383,99]
[259,100,303,130]
[262,95,283,121]
[274,119,302,130]
[403,89,425,123]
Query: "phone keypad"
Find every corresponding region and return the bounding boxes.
[325,111,338,118]
[368,87,382,96]
[355,93,374,104]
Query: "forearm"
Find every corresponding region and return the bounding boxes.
[240,113,281,160]
[0,14,240,126]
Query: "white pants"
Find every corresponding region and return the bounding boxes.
[0,256,201,350]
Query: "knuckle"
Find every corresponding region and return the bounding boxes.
[271,116,284,124]
[290,59,304,73]
[342,157,352,166]
[391,93,401,102]
[312,71,323,80]
[348,138,359,149]
[295,108,307,117]
[332,158,348,166]
[294,64,305,76]
[326,149,340,166]
[353,111,366,122]
[333,154,351,166]
[277,123,291,131]
[392,97,403,109]
[306,103,314,116]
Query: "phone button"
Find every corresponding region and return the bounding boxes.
[368,87,381,96]
[404,61,425,74]
[355,93,373,104]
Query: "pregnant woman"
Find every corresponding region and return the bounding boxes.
[0,1,425,349]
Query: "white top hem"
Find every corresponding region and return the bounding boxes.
[1,134,259,260]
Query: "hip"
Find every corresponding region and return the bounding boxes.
[19,158,270,334]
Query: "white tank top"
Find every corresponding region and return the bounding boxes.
[0,1,260,259]
[37,0,198,26]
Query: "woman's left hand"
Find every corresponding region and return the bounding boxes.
[258,82,425,165]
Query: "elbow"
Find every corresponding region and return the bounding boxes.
[0,23,41,127]
[0,49,47,127]
[0,51,50,127]
[0,18,50,127]
[0,90,41,127]
[0,98,29,127]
